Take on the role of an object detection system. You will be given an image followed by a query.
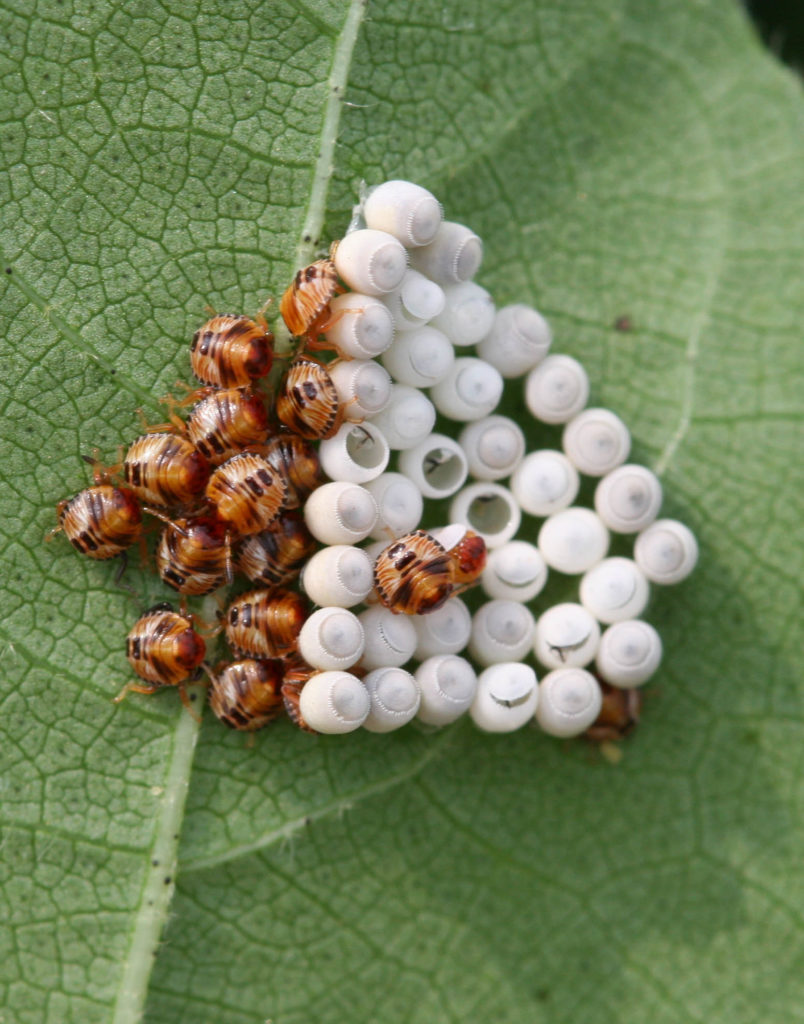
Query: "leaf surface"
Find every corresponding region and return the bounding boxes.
[1,1,802,1022]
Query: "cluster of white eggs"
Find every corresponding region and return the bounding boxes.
[291,180,698,738]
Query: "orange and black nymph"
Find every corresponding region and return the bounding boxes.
[448,529,487,592]
[156,514,232,595]
[373,530,455,616]
[185,387,270,466]
[123,433,210,508]
[116,603,207,713]
[205,453,288,538]
[190,314,274,389]
[224,587,309,659]
[279,243,340,342]
[275,355,342,440]
[208,658,285,731]
[237,511,316,589]
[53,484,142,561]
[262,432,323,508]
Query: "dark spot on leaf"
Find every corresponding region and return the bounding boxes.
[5,267,11,274]
[164,876,172,885]
[614,314,633,331]
[152,858,159,866]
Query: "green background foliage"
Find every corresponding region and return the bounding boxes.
[1,1,802,1021]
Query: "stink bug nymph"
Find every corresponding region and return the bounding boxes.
[156,514,233,595]
[225,587,309,659]
[209,658,285,731]
[123,433,211,508]
[373,530,455,616]
[116,603,208,715]
[190,313,274,389]
[275,355,343,440]
[205,453,288,538]
[262,433,323,509]
[280,242,340,343]
[52,483,142,561]
[185,387,270,466]
[237,511,316,588]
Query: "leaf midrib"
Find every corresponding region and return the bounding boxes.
[108,3,368,1021]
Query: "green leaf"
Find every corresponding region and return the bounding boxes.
[1,1,801,1022]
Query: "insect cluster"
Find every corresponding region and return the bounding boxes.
[52,179,697,745]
